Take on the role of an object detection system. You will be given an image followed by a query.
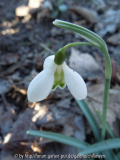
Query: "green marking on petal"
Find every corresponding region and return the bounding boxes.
[52,65,65,90]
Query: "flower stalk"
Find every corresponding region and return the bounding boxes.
[54,42,94,65]
[53,19,112,141]
[61,42,94,50]
[101,78,111,140]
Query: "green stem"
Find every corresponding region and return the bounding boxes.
[62,42,94,50]
[62,42,111,141]
[101,78,111,140]
[54,42,94,65]
[53,20,112,141]
[61,41,111,141]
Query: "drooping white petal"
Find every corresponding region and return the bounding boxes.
[27,62,57,102]
[62,63,87,100]
[43,55,55,70]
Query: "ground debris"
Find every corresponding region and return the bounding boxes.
[95,9,120,36]
[0,0,120,158]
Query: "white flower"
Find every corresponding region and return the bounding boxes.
[27,55,87,102]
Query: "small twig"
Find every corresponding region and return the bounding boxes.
[30,102,36,109]
[20,142,38,146]
[40,43,55,54]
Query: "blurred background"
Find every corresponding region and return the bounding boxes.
[0,0,120,159]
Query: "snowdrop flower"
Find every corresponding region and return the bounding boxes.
[27,51,87,102]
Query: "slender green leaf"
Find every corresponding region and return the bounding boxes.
[27,130,89,149]
[117,152,120,159]
[27,130,118,160]
[75,100,100,141]
[53,19,106,50]
[76,100,118,160]
[103,150,118,160]
[80,138,120,155]
[96,110,118,159]
[96,110,115,138]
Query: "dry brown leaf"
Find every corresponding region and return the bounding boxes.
[95,9,120,36]
[37,8,51,24]
[86,83,120,136]
[0,53,19,66]
[69,6,98,24]
[0,77,12,94]
[39,115,75,137]
[107,33,120,45]
[69,48,104,82]
[111,59,120,85]
[57,99,71,109]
